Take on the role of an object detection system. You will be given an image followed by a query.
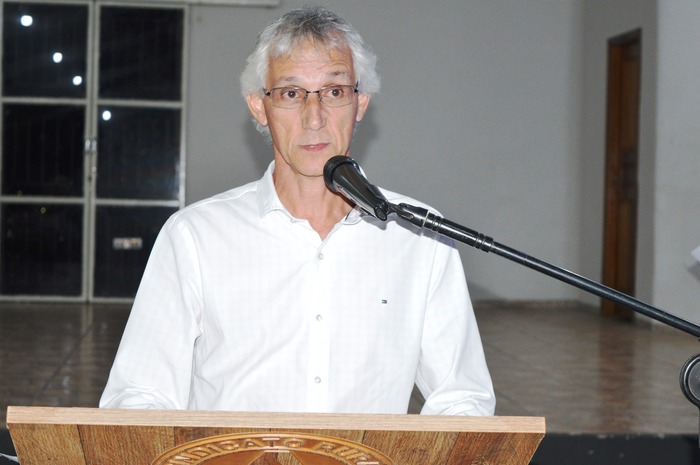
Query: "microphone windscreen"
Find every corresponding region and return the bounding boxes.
[323,155,356,193]
[323,155,390,221]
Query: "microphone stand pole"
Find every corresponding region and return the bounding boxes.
[390,202,700,423]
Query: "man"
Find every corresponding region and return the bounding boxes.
[100,6,495,416]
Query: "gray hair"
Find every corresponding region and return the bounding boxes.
[240,6,380,137]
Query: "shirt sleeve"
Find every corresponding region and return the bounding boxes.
[99,217,203,410]
[415,234,496,416]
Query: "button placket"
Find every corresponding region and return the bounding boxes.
[306,244,330,411]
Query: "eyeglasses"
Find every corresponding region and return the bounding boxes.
[263,84,359,109]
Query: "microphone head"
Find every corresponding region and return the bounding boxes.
[323,155,390,221]
[323,155,356,193]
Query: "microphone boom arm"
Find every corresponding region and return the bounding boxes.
[392,202,700,338]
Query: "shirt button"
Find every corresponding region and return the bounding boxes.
[316,314,323,322]
[315,377,322,384]
[317,252,324,260]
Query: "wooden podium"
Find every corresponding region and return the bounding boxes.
[6,406,544,465]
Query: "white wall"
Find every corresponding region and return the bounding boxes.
[653,0,700,325]
[187,0,585,301]
[581,0,700,327]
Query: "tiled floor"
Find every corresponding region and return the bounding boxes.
[1,300,699,435]
[476,301,700,434]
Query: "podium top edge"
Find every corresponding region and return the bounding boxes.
[7,406,545,434]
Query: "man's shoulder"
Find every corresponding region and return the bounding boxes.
[171,180,261,223]
[198,180,260,207]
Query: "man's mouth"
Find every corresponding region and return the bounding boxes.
[301,143,329,152]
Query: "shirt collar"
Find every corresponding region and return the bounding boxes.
[257,161,285,217]
[256,161,364,225]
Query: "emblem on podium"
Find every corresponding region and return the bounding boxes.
[152,432,394,465]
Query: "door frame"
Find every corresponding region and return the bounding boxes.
[601,29,642,320]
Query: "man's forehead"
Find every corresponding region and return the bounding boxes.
[267,44,355,84]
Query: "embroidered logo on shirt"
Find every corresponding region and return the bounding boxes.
[152,432,394,465]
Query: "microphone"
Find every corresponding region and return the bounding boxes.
[323,155,390,221]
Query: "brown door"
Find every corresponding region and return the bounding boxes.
[601,30,641,320]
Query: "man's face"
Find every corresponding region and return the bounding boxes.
[246,41,370,180]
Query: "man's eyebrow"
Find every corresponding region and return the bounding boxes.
[327,71,354,84]
[273,75,298,85]
[272,71,353,87]
[328,70,352,79]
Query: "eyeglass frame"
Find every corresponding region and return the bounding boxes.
[262,83,360,109]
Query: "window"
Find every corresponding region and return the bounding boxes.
[0,1,186,300]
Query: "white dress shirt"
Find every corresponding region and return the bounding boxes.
[100,162,495,416]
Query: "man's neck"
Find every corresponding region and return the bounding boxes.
[273,169,353,240]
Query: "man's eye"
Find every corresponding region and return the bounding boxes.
[324,87,345,99]
[281,89,303,100]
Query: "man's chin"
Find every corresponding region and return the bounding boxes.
[275,156,328,180]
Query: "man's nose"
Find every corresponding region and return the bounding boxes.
[302,93,326,130]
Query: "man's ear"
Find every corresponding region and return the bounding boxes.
[355,92,370,123]
[246,93,268,127]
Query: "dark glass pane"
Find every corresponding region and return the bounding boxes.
[97,106,180,200]
[99,7,183,101]
[2,2,88,98]
[2,104,85,196]
[93,205,176,298]
[2,104,85,197]
[1,203,82,295]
